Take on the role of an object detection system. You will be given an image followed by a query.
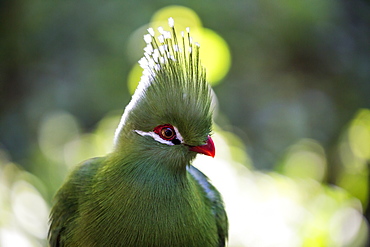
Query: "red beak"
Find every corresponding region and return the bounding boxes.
[189,136,215,157]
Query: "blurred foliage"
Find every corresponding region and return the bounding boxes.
[0,1,369,247]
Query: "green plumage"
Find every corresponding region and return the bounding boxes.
[49,18,228,247]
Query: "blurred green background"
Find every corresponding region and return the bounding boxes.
[1,1,369,246]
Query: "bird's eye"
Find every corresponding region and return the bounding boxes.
[161,128,175,139]
[154,124,176,141]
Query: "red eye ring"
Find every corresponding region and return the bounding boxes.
[154,124,176,141]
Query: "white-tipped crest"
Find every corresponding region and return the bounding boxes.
[147,27,155,36]
[168,17,175,28]
[114,17,204,144]
[143,34,152,44]
[158,35,165,44]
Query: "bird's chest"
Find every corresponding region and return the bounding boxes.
[80,179,218,246]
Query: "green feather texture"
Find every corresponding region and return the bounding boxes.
[49,18,228,247]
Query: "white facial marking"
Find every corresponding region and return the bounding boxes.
[173,126,184,143]
[135,126,184,146]
[135,130,174,145]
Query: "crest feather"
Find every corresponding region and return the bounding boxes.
[115,18,212,145]
[138,18,206,91]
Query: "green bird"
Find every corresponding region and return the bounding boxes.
[48,18,228,247]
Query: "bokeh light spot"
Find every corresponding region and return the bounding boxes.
[38,111,80,163]
[94,112,121,154]
[279,139,327,182]
[0,228,32,247]
[199,28,231,85]
[329,208,366,246]
[151,5,202,33]
[11,180,49,239]
[64,134,101,169]
[337,171,368,208]
[348,109,370,160]
[127,64,143,95]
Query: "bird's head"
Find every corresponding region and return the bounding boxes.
[114,18,215,167]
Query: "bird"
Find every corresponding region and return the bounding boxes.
[48,17,228,247]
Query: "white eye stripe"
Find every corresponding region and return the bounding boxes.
[135,130,174,145]
[173,126,184,143]
[135,126,184,146]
